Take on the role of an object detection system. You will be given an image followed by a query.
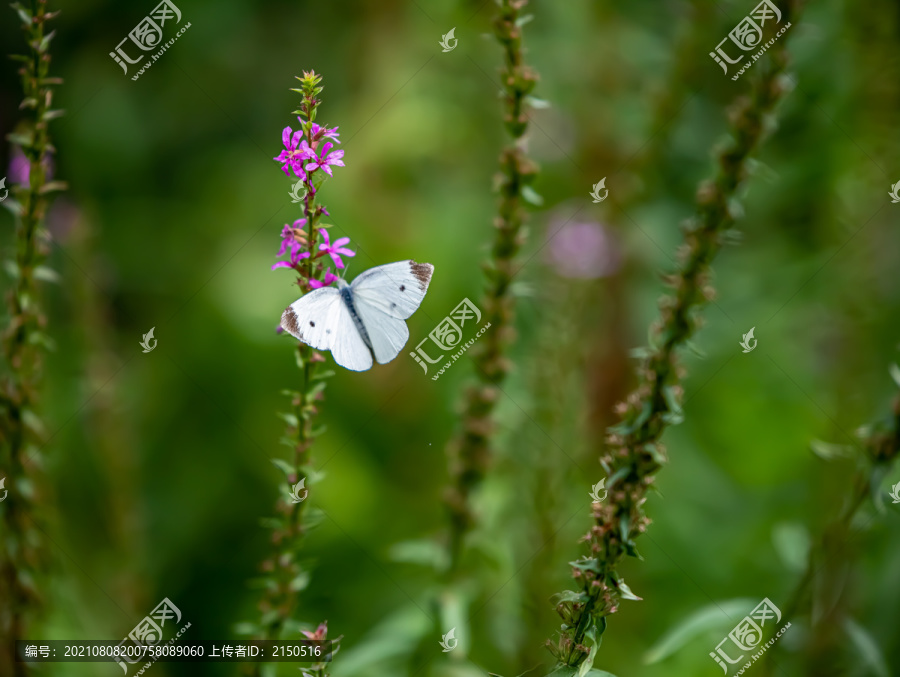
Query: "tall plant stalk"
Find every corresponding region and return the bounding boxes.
[0,2,65,675]
[444,0,539,575]
[547,8,798,670]
[246,71,347,675]
[762,379,900,675]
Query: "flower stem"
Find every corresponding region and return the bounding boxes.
[250,72,339,677]
[0,2,64,674]
[444,0,539,576]
[761,391,900,675]
[548,10,799,667]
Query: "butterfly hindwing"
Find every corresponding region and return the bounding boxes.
[351,260,433,319]
[353,301,410,365]
[331,301,374,371]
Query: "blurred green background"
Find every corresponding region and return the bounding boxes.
[2,0,900,675]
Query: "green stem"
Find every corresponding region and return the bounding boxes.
[1,2,63,675]
[444,0,539,578]
[549,9,799,667]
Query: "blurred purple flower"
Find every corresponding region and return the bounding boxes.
[309,268,339,289]
[304,141,344,177]
[318,229,354,269]
[8,146,53,186]
[272,220,311,270]
[274,127,313,178]
[547,221,621,279]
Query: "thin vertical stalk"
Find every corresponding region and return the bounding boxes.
[444,0,539,576]
[0,2,65,675]
[762,390,900,675]
[248,71,344,677]
[548,6,799,669]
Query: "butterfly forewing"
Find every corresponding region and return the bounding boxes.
[351,260,433,319]
[280,288,343,351]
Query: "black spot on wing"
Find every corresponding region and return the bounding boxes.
[400,284,405,291]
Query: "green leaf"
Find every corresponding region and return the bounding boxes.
[288,571,310,592]
[810,439,856,461]
[522,185,544,206]
[525,95,550,109]
[843,618,889,677]
[569,557,600,574]
[889,363,900,389]
[271,458,295,477]
[661,386,684,425]
[6,131,33,146]
[546,667,577,677]
[516,14,534,27]
[387,539,448,571]
[643,598,756,664]
[42,109,65,122]
[439,589,470,657]
[39,180,68,194]
[3,260,20,280]
[551,589,589,605]
[12,4,31,24]
[38,30,57,54]
[615,578,642,601]
[277,412,299,428]
[644,443,666,465]
[34,266,60,283]
[605,465,631,489]
[22,409,45,437]
[583,672,618,677]
[771,522,811,573]
[335,605,431,677]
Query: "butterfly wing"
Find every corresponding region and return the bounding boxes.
[280,287,343,350]
[353,301,410,365]
[331,304,375,371]
[281,288,373,371]
[350,260,433,365]
[351,260,434,319]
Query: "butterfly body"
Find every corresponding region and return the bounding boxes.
[281,260,434,371]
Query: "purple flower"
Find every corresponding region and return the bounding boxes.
[274,127,313,178]
[309,269,340,289]
[8,146,53,186]
[304,141,344,177]
[272,220,311,270]
[310,123,340,144]
[547,221,621,279]
[318,229,355,269]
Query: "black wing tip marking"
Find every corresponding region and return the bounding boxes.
[409,261,434,292]
[281,306,302,339]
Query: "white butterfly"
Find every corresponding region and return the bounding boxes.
[280,260,434,372]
